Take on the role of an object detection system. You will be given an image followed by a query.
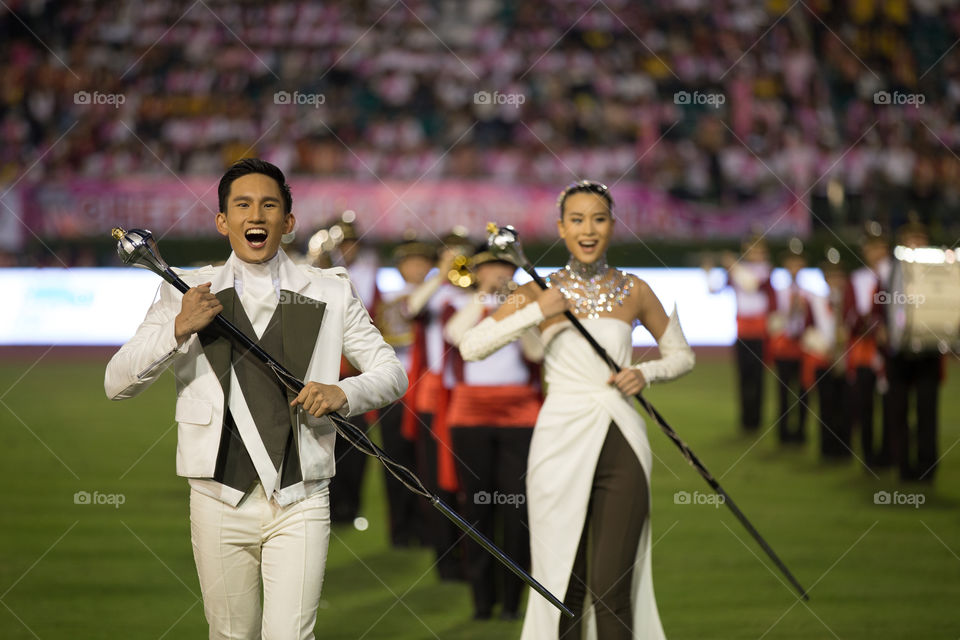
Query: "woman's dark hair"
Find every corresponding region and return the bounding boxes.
[218,158,293,214]
[556,180,614,218]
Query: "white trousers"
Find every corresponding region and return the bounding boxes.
[189,484,331,640]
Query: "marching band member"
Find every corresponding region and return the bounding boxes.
[461,181,694,640]
[845,227,891,468]
[768,241,810,445]
[802,251,850,459]
[708,235,775,433]
[374,234,436,547]
[328,213,382,524]
[402,228,473,580]
[443,245,544,621]
[885,221,943,482]
[105,159,406,638]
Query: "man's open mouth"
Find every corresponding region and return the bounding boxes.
[245,228,268,248]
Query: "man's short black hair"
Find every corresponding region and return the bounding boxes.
[218,158,293,214]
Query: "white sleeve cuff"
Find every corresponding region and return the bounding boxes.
[635,306,695,385]
[443,297,485,346]
[403,273,443,318]
[143,316,190,370]
[459,302,545,361]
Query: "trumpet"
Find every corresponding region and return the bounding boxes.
[447,252,475,288]
[307,210,358,267]
[306,228,340,267]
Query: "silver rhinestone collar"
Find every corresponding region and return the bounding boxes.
[546,254,635,320]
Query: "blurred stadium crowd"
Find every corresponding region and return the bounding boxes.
[1,0,960,237]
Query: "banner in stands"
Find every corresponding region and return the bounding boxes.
[17,179,809,241]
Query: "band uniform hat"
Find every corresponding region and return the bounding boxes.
[440,226,474,254]
[333,210,359,242]
[470,241,515,269]
[393,230,437,262]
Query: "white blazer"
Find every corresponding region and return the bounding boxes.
[104,250,408,482]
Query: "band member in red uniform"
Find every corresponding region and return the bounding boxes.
[374,234,436,547]
[443,245,543,621]
[768,242,809,444]
[327,213,382,524]
[709,236,775,433]
[802,251,850,459]
[844,227,891,468]
[403,229,472,579]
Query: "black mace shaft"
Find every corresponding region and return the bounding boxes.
[518,257,810,602]
[112,227,573,618]
[171,268,574,616]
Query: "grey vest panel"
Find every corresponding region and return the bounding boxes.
[199,288,326,494]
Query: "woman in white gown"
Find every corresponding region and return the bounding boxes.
[460,181,695,639]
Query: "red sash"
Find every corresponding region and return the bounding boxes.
[769,333,803,360]
[447,384,541,428]
[416,371,456,491]
[737,314,767,339]
[846,336,877,372]
[801,352,830,389]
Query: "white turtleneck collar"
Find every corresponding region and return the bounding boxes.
[233,251,281,299]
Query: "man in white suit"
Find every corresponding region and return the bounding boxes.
[104,158,407,639]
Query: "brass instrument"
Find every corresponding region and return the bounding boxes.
[307,210,358,267]
[442,226,477,288]
[447,252,475,288]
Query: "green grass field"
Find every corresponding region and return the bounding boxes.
[1,351,958,639]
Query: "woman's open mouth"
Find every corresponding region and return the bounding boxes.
[245,228,268,249]
[578,239,598,253]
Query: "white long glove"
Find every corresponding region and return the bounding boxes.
[459,302,545,361]
[634,307,695,385]
[448,296,546,363]
[403,272,444,318]
[443,296,485,346]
